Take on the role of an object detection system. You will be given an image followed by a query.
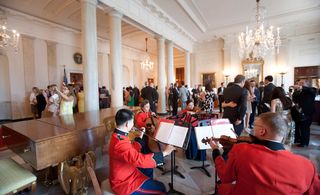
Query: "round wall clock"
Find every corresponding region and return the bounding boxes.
[73,52,82,64]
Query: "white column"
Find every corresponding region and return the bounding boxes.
[166,40,174,86]
[184,51,191,87]
[157,36,166,114]
[81,0,99,111]
[109,10,123,108]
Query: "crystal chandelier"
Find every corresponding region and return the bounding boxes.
[0,9,20,51]
[140,38,154,71]
[238,0,281,60]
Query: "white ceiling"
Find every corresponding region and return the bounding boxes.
[153,0,320,41]
[0,0,319,52]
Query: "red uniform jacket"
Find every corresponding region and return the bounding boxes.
[109,129,164,195]
[215,142,320,195]
[135,111,151,128]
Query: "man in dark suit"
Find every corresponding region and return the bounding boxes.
[141,82,158,112]
[223,75,248,136]
[133,85,140,106]
[257,81,264,115]
[217,82,225,113]
[260,75,276,113]
[171,83,180,116]
[249,80,260,128]
[292,80,316,147]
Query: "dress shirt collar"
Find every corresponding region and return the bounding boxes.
[114,128,129,137]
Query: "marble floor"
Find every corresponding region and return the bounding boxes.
[0,124,319,195]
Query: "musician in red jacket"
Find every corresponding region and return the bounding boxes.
[179,99,198,127]
[109,108,175,195]
[209,112,320,195]
[135,99,156,128]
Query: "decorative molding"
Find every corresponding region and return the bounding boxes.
[141,0,196,42]
[176,0,207,33]
[98,0,194,51]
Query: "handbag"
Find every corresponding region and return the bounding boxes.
[290,104,306,122]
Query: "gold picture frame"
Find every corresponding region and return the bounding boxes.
[242,59,264,82]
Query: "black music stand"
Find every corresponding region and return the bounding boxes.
[167,151,185,195]
[162,150,185,179]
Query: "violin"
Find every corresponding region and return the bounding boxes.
[140,114,164,153]
[202,135,257,150]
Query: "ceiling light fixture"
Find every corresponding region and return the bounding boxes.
[140,38,154,71]
[0,9,20,51]
[238,0,281,60]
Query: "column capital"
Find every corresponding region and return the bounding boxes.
[165,39,173,44]
[80,0,97,6]
[156,35,165,41]
[109,10,123,19]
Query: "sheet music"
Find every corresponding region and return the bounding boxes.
[194,126,213,150]
[211,124,237,139]
[168,125,189,147]
[155,122,174,143]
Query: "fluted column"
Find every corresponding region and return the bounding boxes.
[184,51,190,87]
[81,0,99,111]
[157,36,166,114]
[166,40,174,86]
[109,10,123,108]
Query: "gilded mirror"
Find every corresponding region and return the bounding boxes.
[242,59,264,81]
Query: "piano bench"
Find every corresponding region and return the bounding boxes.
[0,158,37,195]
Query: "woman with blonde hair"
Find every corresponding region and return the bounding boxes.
[55,85,74,115]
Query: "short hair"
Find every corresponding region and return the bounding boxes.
[115,109,134,126]
[265,75,273,82]
[140,99,150,108]
[257,112,288,137]
[234,74,245,84]
[181,81,185,85]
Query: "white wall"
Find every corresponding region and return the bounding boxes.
[193,39,224,88]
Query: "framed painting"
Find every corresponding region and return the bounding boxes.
[202,73,216,88]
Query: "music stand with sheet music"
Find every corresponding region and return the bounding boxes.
[190,119,212,177]
[194,119,236,195]
[158,117,191,194]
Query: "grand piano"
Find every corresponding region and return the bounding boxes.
[2,106,138,171]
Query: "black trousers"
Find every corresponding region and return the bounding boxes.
[295,116,312,146]
[233,121,244,136]
[172,100,178,116]
[218,96,223,113]
[249,101,258,127]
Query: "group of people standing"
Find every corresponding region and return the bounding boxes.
[29,84,83,118]
[218,74,316,148]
